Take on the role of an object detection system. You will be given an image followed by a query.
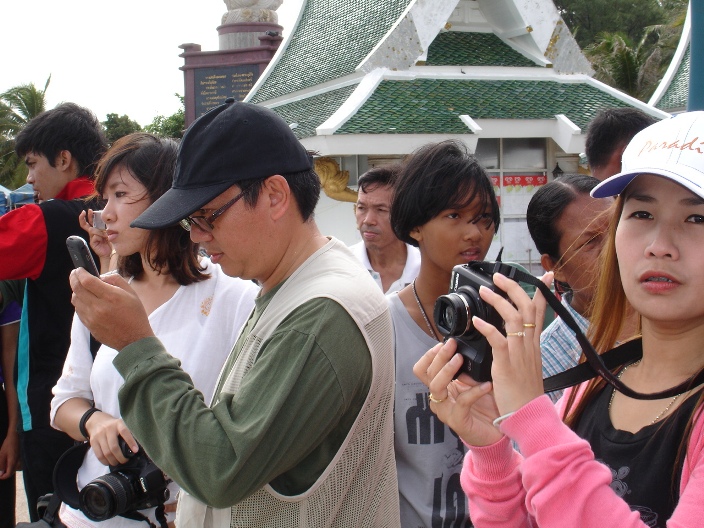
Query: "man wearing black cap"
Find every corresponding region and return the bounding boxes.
[69,100,400,527]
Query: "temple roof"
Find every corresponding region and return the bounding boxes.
[337,78,627,133]
[649,2,690,113]
[249,0,411,104]
[424,31,539,67]
[248,0,669,155]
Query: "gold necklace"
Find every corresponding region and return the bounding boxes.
[609,360,683,425]
[412,279,439,340]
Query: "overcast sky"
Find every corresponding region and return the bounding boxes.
[2,0,302,126]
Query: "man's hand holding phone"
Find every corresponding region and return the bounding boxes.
[69,268,155,351]
[67,236,154,350]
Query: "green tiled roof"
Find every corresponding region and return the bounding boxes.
[657,44,689,111]
[250,0,411,104]
[269,84,357,139]
[426,31,538,67]
[336,79,630,134]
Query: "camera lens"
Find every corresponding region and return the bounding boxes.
[80,473,132,521]
[434,286,485,338]
[443,305,456,330]
[434,292,470,337]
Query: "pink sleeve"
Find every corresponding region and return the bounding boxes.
[462,391,704,528]
[667,409,704,528]
[461,436,532,527]
[501,395,695,528]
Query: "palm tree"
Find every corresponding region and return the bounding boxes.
[584,1,687,102]
[584,33,643,98]
[0,76,50,188]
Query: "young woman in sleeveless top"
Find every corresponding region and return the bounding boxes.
[388,140,499,527]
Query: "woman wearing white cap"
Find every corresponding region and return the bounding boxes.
[414,111,704,527]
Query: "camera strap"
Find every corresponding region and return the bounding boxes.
[53,442,90,509]
[490,262,704,400]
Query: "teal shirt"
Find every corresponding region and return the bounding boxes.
[114,288,371,508]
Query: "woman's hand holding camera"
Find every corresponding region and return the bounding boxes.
[414,340,502,447]
[84,412,139,467]
[474,272,552,416]
[414,271,553,447]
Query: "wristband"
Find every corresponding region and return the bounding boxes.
[492,411,516,428]
[79,407,100,440]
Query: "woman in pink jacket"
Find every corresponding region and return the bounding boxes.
[414,111,704,528]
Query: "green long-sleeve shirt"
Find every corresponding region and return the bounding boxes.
[114,288,371,508]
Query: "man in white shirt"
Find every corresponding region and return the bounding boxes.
[350,165,420,294]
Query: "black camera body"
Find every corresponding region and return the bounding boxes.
[79,438,170,522]
[434,261,516,382]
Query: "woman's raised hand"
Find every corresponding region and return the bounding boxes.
[79,209,115,274]
[79,210,112,261]
[473,271,553,416]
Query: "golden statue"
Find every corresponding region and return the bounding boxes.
[314,157,358,203]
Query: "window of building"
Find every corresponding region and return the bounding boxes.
[475,138,548,274]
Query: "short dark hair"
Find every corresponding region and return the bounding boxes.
[15,102,108,178]
[391,140,500,247]
[585,108,657,169]
[527,173,600,259]
[238,165,321,222]
[93,133,208,285]
[358,164,401,194]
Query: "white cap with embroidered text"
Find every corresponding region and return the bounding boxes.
[591,111,704,199]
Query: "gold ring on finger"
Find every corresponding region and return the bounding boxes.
[506,331,526,337]
[429,393,446,404]
[522,323,537,328]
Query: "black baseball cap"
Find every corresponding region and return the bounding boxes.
[131,99,312,229]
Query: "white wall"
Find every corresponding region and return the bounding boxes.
[314,193,361,246]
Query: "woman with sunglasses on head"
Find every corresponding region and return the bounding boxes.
[414,112,704,528]
[389,140,500,527]
[50,133,258,527]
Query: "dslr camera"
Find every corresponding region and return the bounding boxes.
[434,261,517,382]
[79,437,170,522]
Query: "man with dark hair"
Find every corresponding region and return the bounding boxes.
[0,102,107,520]
[351,165,420,293]
[585,108,657,181]
[69,100,400,527]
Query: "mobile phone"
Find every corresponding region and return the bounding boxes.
[66,236,100,276]
[92,210,106,230]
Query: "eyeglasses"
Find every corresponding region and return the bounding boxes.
[180,186,249,232]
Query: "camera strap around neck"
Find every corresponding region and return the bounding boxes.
[494,262,704,400]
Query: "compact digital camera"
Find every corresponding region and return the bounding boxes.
[92,209,106,230]
[79,438,170,522]
[433,261,517,382]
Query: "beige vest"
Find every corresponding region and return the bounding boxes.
[177,238,400,527]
